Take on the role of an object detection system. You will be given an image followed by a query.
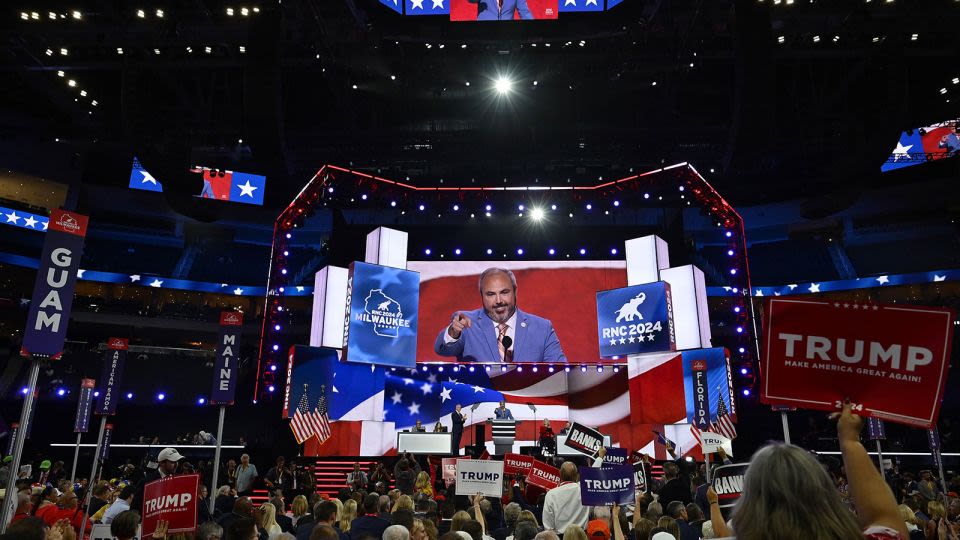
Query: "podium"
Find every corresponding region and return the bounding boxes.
[490,419,516,455]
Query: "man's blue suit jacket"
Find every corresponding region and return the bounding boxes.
[475,0,533,20]
[433,308,566,363]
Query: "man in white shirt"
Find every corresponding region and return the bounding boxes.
[542,462,589,532]
[102,485,135,524]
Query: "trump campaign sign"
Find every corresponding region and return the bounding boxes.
[579,465,634,505]
[142,474,200,537]
[504,453,534,476]
[343,262,420,368]
[526,460,561,490]
[596,282,676,358]
[455,460,504,498]
[761,298,955,428]
[21,209,88,359]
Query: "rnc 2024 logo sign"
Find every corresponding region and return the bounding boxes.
[596,281,676,358]
[355,288,411,338]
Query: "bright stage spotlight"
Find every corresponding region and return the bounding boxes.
[494,77,512,95]
[530,207,545,221]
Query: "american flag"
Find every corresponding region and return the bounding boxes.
[290,386,314,445]
[711,394,737,440]
[312,389,332,445]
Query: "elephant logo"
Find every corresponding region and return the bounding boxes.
[615,293,646,322]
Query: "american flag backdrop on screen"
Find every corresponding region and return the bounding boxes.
[312,390,332,444]
[290,387,314,444]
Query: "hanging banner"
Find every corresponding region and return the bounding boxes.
[761,298,955,428]
[602,447,629,465]
[596,281,676,358]
[579,465,634,505]
[503,453,534,476]
[7,423,18,456]
[927,427,940,450]
[691,359,711,430]
[142,474,200,537]
[74,379,96,433]
[563,422,604,458]
[100,424,113,460]
[211,311,243,404]
[96,338,128,415]
[343,262,420,368]
[454,460,504,498]
[866,418,887,441]
[20,209,89,359]
[526,460,561,491]
[711,463,749,509]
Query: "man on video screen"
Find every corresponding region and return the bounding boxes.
[474,0,533,20]
[433,267,566,362]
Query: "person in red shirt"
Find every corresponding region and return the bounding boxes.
[10,492,32,524]
[55,491,92,536]
[33,486,61,525]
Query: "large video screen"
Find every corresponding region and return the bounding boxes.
[881,119,960,173]
[408,260,627,363]
[450,0,559,21]
[128,157,267,205]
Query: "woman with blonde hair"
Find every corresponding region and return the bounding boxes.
[707,403,906,540]
[411,519,429,540]
[339,499,357,533]
[518,510,539,528]
[563,525,588,540]
[331,498,344,524]
[291,495,309,527]
[656,517,680,540]
[258,503,282,537]
[414,472,433,500]
[924,500,948,540]
[451,511,472,532]
[393,494,415,513]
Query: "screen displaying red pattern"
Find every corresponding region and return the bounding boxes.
[408,260,627,363]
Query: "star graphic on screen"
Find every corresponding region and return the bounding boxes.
[403,378,414,385]
[447,377,459,383]
[237,180,259,198]
[440,387,452,402]
[473,385,485,393]
[130,274,141,282]
[149,279,163,287]
[5,211,21,224]
[407,401,420,415]
[431,0,444,7]
[140,170,158,184]
[755,289,764,296]
[77,269,85,278]
[619,337,626,345]
[934,274,946,282]
[233,288,244,295]
[23,216,38,228]
[876,275,889,285]
[609,338,617,346]
[628,336,636,343]
[296,286,304,292]
[808,283,820,293]
[564,0,576,4]
[420,382,433,395]
[411,0,424,8]
[427,373,438,383]
[585,0,598,4]
[40,220,48,230]
[391,391,403,405]
[892,140,913,161]
[787,284,798,290]
[647,334,656,342]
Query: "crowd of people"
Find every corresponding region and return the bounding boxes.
[1,405,958,540]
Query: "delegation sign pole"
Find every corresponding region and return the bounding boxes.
[209,311,243,512]
[0,209,89,531]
